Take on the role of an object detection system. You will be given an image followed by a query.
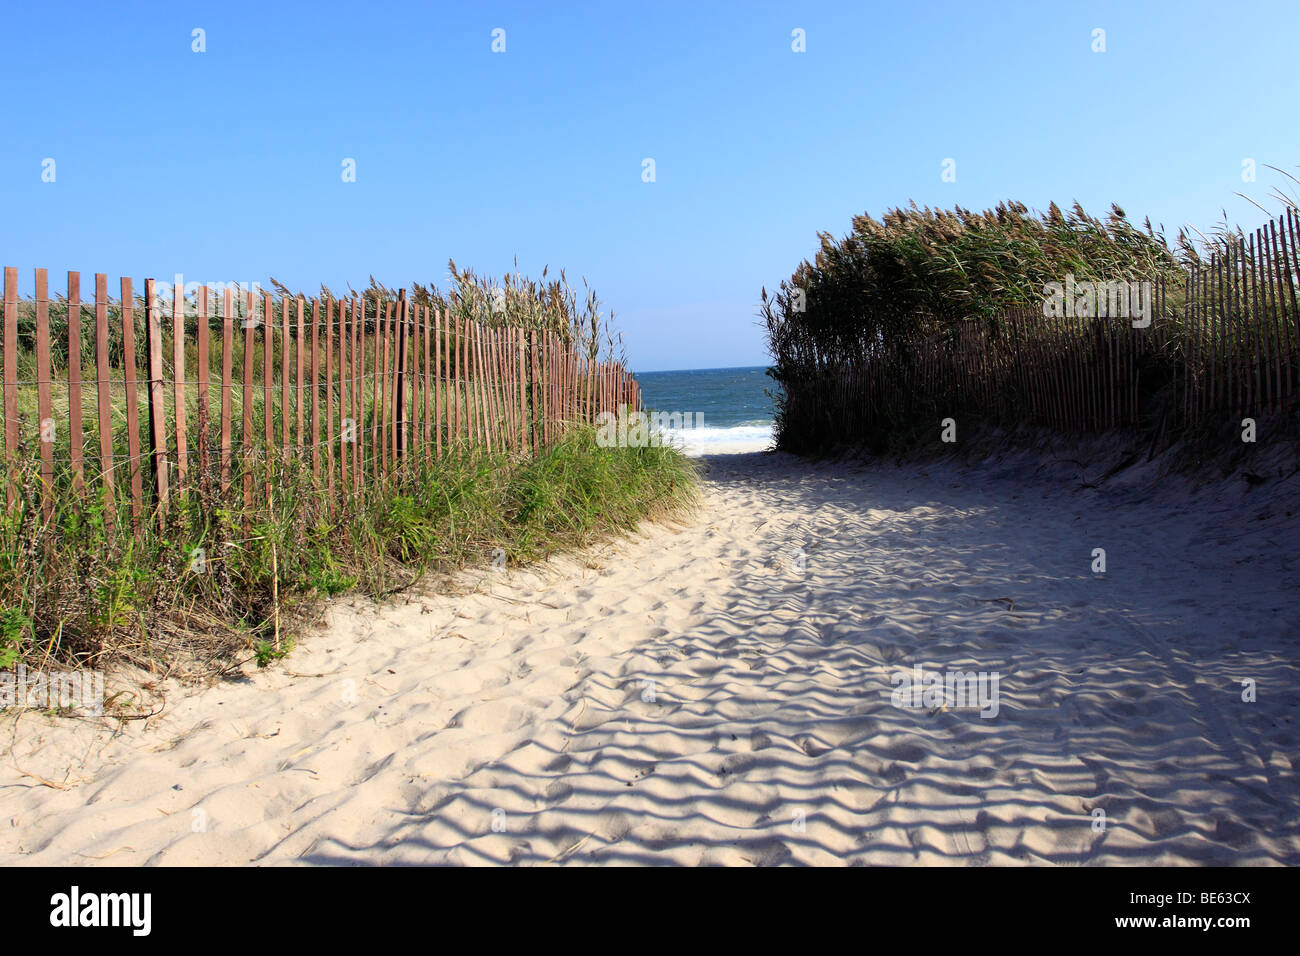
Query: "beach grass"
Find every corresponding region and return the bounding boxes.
[0,263,692,685]
[762,200,1300,455]
[0,424,697,683]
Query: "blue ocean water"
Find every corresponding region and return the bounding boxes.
[634,365,776,453]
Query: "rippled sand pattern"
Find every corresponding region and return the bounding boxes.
[3,451,1297,865]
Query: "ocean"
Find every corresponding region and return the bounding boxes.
[634,365,775,454]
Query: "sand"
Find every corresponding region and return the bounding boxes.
[2,447,1298,866]
[671,426,773,456]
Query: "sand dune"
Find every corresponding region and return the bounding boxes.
[2,448,1298,865]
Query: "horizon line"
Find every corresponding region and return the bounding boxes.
[634,362,770,375]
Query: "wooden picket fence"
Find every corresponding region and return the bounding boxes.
[0,268,641,529]
[776,209,1300,449]
[1167,210,1300,426]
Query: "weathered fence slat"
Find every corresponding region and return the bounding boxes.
[392,292,403,464]
[262,292,274,507]
[311,299,321,481]
[171,281,187,493]
[241,289,255,516]
[411,300,422,462]
[325,297,335,508]
[3,268,644,530]
[353,297,362,487]
[94,274,115,527]
[529,330,539,455]
[339,298,349,489]
[123,278,144,523]
[1269,220,1294,403]
[280,293,291,457]
[423,305,433,462]
[433,307,442,460]
[296,296,305,453]
[196,285,210,498]
[144,278,169,514]
[2,268,15,507]
[220,287,233,494]
[353,297,363,489]
[67,272,84,496]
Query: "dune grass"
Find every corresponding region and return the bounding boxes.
[0,423,697,685]
[2,263,693,688]
[762,200,1300,455]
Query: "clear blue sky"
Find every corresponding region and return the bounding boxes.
[2,0,1297,372]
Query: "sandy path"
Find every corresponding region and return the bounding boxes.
[2,450,1298,865]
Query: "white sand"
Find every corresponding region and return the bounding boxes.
[2,448,1298,865]
[670,429,769,457]
[666,424,773,456]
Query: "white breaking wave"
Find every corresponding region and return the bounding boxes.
[657,423,773,456]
